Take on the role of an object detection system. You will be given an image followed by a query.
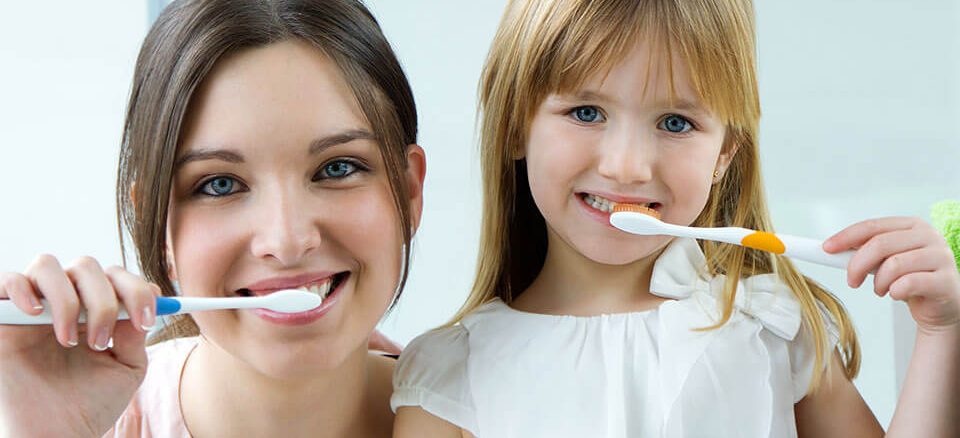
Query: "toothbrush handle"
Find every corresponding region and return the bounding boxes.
[0,297,182,325]
[779,234,854,270]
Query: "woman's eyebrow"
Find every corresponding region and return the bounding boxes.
[174,149,244,171]
[173,129,377,171]
[309,129,376,155]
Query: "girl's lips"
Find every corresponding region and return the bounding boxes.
[252,273,349,326]
[577,193,618,228]
[576,192,663,229]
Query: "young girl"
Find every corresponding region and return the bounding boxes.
[0,0,424,436]
[392,0,960,437]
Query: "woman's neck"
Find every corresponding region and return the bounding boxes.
[180,337,393,438]
[514,229,671,316]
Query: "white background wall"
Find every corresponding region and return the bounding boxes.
[1,0,957,427]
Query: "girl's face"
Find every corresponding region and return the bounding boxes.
[166,40,423,378]
[525,38,732,265]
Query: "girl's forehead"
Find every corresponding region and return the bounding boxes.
[550,40,709,112]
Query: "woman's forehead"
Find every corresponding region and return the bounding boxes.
[177,40,369,158]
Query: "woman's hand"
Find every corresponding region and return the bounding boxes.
[0,255,159,436]
[824,216,960,335]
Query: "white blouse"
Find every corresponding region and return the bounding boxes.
[392,238,838,438]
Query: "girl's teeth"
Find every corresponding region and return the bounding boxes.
[584,194,656,214]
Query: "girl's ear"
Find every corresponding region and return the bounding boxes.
[404,144,427,234]
[713,139,740,182]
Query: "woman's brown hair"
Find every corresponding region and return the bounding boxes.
[454,0,860,392]
[115,0,418,344]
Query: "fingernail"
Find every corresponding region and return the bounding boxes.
[141,306,155,331]
[67,326,79,347]
[28,295,43,311]
[93,327,111,351]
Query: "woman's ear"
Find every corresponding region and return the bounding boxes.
[404,144,427,234]
[164,224,178,282]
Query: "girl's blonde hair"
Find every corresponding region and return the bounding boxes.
[454,0,860,390]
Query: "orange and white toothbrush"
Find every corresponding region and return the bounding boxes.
[609,204,856,270]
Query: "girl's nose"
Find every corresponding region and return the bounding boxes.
[596,127,654,185]
[249,186,322,267]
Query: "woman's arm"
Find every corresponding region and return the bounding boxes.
[394,407,474,438]
[0,256,156,436]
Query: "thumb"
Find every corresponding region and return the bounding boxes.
[109,321,148,372]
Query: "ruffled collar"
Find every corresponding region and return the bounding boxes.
[649,238,802,340]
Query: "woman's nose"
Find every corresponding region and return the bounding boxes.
[248,186,322,267]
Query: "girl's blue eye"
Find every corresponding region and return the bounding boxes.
[199,176,239,197]
[318,160,358,179]
[659,115,693,134]
[571,106,605,123]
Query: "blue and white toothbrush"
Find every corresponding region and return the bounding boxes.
[0,289,322,325]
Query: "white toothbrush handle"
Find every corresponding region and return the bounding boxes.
[0,302,133,325]
[779,234,854,270]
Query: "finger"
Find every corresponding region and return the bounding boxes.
[846,229,929,288]
[66,257,119,351]
[824,217,918,253]
[368,330,403,355]
[872,248,941,297]
[25,254,80,347]
[109,321,149,371]
[888,271,940,302]
[0,272,44,314]
[104,266,159,333]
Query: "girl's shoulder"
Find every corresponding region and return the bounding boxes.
[391,324,478,435]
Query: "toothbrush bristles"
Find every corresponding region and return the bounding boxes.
[612,203,661,220]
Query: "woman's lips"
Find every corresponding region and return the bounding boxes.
[250,273,349,326]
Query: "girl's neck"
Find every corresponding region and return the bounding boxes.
[180,337,393,438]
[513,230,671,316]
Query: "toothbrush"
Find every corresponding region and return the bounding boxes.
[609,204,855,270]
[0,289,322,325]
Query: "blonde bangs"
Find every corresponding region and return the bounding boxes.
[507,0,759,135]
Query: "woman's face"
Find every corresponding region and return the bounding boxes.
[167,40,424,377]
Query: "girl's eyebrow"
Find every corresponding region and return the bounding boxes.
[554,91,707,114]
[174,128,377,171]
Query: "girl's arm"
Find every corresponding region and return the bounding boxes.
[794,351,885,437]
[797,217,960,437]
[394,407,475,438]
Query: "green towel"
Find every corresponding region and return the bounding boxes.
[932,200,960,269]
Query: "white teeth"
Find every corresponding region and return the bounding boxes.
[305,279,334,299]
[583,194,615,213]
[583,194,655,213]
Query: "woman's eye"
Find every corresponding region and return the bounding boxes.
[198,176,240,197]
[659,114,693,134]
[570,106,605,124]
[317,160,360,180]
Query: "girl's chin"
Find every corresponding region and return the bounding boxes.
[576,237,672,266]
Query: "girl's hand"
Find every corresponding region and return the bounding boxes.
[824,217,960,336]
[0,255,159,436]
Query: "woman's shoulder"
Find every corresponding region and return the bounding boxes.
[106,337,197,437]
